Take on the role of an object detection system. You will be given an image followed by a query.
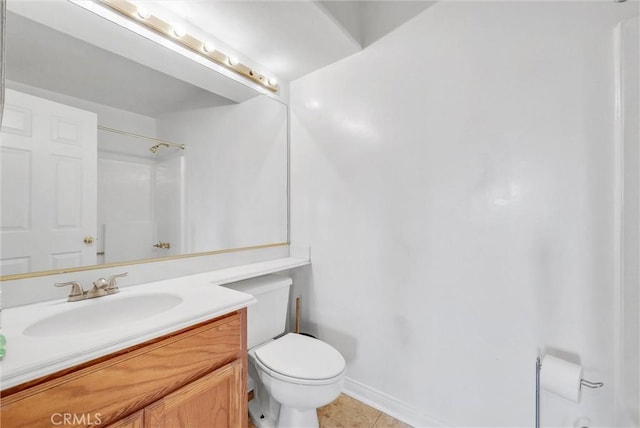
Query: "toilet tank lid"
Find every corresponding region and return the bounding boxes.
[255,333,345,380]
[223,274,292,295]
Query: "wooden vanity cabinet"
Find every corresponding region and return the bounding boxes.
[144,359,243,428]
[105,411,144,428]
[1,309,248,428]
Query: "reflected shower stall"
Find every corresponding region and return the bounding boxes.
[97,126,185,264]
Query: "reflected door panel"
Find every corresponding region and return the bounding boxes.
[0,89,97,275]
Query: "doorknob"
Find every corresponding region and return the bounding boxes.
[153,242,171,249]
[83,236,95,245]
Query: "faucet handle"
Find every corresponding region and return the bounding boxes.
[88,278,109,298]
[54,281,85,302]
[93,278,109,289]
[106,272,128,292]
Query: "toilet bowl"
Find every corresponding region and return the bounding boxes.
[250,333,345,428]
[222,275,346,428]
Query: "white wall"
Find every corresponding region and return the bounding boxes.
[290,2,639,427]
[156,96,288,254]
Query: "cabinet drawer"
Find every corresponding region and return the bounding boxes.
[1,310,245,428]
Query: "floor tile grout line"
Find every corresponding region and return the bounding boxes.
[371,411,383,428]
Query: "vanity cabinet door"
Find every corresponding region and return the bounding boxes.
[105,410,143,428]
[144,359,244,428]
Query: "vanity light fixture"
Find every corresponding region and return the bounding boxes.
[203,42,215,53]
[172,25,186,38]
[136,6,150,19]
[95,0,279,93]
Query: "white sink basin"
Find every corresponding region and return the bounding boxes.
[23,293,183,337]
[2,275,257,390]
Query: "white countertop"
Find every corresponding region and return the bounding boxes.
[0,257,310,390]
[182,256,310,285]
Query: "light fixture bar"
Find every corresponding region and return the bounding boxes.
[97,0,279,93]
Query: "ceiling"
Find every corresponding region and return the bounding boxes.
[4,0,435,116]
[137,1,435,82]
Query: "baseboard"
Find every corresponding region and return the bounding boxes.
[342,377,450,428]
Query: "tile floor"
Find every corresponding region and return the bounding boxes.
[248,393,412,428]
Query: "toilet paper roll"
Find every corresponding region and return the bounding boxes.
[540,354,583,403]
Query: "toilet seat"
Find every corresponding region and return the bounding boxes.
[254,333,345,385]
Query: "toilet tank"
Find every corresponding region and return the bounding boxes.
[224,274,292,349]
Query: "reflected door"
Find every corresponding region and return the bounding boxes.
[0,89,97,275]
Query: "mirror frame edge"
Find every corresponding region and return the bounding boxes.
[0,242,289,282]
[0,0,5,126]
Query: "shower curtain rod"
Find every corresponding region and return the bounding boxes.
[97,125,185,150]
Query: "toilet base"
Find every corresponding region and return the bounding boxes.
[248,398,276,428]
[278,406,319,428]
[249,397,319,428]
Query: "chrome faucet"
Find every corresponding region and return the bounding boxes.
[54,272,128,302]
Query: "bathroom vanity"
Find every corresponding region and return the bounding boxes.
[1,309,247,427]
[0,259,310,427]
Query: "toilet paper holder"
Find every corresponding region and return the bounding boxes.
[580,379,604,389]
[535,357,603,428]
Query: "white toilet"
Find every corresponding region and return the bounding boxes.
[225,275,345,428]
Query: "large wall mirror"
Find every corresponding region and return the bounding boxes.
[0,1,288,279]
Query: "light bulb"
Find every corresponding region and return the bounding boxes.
[267,77,277,86]
[136,6,151,19]
[172,26,186,38]
[227,56,238,66]
[203,42,215,53]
